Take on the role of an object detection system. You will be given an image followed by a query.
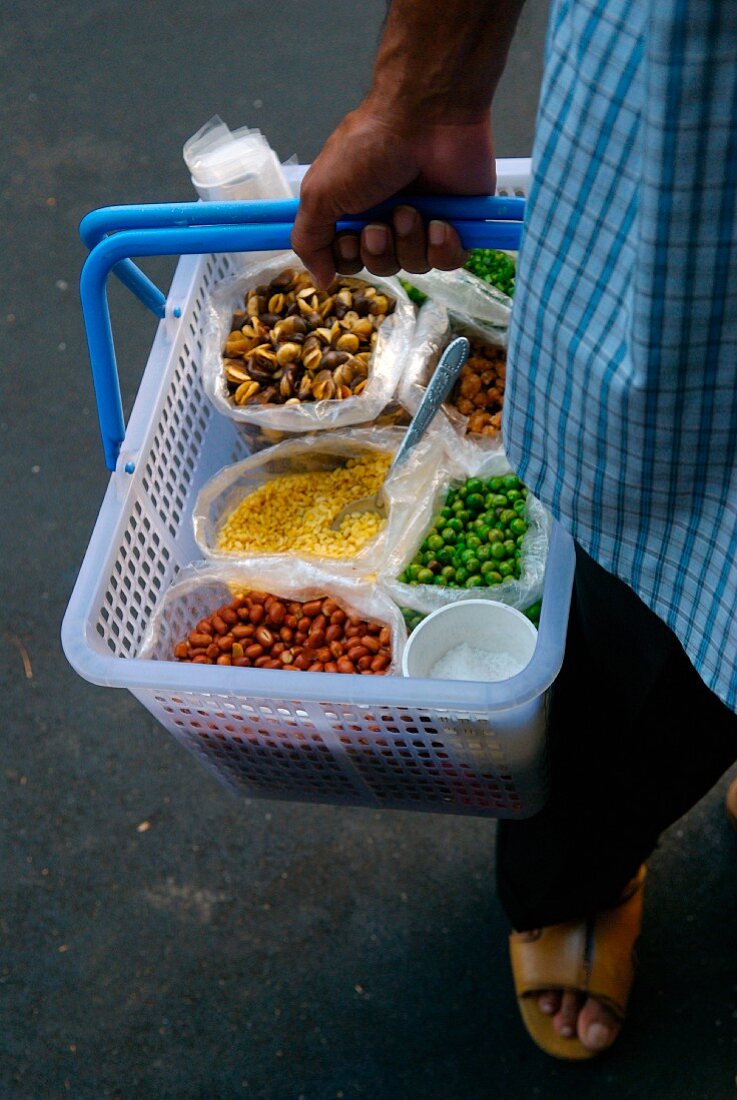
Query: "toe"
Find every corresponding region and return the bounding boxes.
[577,997,622,1052]
[537,990,560,1016]
[554,990,582,1038]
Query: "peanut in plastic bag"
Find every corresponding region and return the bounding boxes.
[399,302,508,469]
[201,252,415,433]
[136,559,408,675]
[192,427,445,580]
[380,451,551,615]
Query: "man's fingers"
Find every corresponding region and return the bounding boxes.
[427,220,466,271]
[360,223,400,277]
[393,205,430,275]
[291,172,342,289]
[333,232,363,276]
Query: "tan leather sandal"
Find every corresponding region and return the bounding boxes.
[509,865,646,1060]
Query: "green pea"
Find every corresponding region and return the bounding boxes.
[506,490,521,503]
[492,493,509,508]
[516,534,526,547]
[441,528,458,544]
[466,477,483,495]
[504,539,517,554]
[503,474,519,490]
[466,492,485,512]
[514,500,527,515]
[477,544,492,562]
[455,567,469,585]
[500,509,517,526]
[417,568,434,584]
[467,575,484,588]
[447,517,463,533]
[465,557,481,575]
[489,477,504,491]
[523,600,542,625]
[433,574,447,585]
[491,542,508,561]
[427,533,444,551]
[487,529,504,544]
[498,560,515,577]
[437,546,454,565]
[466,534,482,550]
[510,517,527,536]
[441,566,456,580]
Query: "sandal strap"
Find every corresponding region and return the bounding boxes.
[510,866,646,1020]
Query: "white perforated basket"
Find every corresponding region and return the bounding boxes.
[63,161,576,818]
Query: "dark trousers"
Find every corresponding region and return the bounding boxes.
[496,543,737,931]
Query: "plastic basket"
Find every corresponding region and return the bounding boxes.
[62,161,575,819]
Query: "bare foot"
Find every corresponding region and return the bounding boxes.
[536,989,621,1052]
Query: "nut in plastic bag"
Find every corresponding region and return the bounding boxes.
[137,559,408,676]
[201,253,415,433]
[399,302,508,469]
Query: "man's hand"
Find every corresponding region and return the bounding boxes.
[291,0,523,288]
[292,105,496,289]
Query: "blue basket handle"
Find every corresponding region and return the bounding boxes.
[79,196,525,471]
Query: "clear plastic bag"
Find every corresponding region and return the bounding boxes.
[380,451,551,615]
[399,303,508,469]
[201,252,415,433]
[192,426,444,579]
[137,559,408,674]
[401,265,512,327]
[229,400,412,455]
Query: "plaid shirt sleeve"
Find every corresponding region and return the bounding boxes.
[504,0,737,710]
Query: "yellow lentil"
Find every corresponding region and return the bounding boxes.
[216,452,392,558]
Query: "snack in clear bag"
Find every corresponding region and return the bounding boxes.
[380,451,551,615]
[192,427,443,579]
[137,560,407,675]
[399,264,512,327]
[201,252,415,432]
[399,302,508,465]
[230,400,412,455]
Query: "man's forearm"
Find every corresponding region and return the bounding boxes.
[368,0,526,125]
[291,0,524,285]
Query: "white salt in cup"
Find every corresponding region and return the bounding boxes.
[402,599,538,681]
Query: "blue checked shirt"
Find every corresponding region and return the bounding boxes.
[504,0,737,710]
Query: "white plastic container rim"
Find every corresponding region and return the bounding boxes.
[402,599,538,681]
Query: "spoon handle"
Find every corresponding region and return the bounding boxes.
[389,336,470,474]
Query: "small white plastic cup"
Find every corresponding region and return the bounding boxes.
[402,599,538,681]
[183,117,292,201]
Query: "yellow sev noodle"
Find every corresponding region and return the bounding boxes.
[216,452,392,559]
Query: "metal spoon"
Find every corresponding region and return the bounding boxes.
[330,335,470,530]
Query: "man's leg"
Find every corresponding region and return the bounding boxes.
[497,543,737,1045]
